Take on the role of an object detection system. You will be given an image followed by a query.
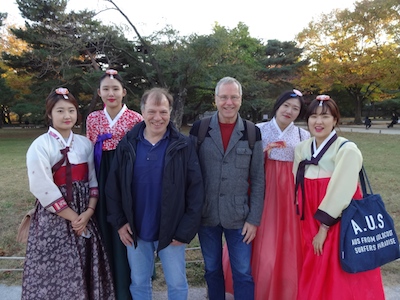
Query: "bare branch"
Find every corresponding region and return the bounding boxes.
[105,0,167,87]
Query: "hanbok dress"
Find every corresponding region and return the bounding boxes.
[86,105,143,299]
[293,131,385,300]
[22,127,115,300]
[223,118,310,300]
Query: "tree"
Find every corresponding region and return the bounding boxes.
[105,0,284,126]
[158,22,279,124]
[295,0,400,123]
[11,101,43,124]
[172,26,307,123]
[163,23,270,124]
[3,0,308,129]
[251,39,309,119]
[0,67,15,126]
[0,21,32,126]
[104,0,198,127]
[105,0,167,86]
[3,0,143,129]
[261,40,308,94]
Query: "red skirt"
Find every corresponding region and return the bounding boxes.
[297,177,385,300]
[223,159,303,300]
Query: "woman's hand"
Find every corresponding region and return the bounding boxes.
[264,141,286,156]
[71,212,91,235]
[312,225,329,255]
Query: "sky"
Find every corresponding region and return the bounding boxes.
[2,0,358,42]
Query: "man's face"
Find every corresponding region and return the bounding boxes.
[215,82,242,124]
[141,94,171,136]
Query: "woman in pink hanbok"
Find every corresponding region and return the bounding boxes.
[223,89,309,299]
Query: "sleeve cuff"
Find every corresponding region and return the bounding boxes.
[47,197,69,213]
[89,187,99,198]
[314,209,340,226]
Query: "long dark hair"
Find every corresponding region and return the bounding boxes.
[271,89,306,120]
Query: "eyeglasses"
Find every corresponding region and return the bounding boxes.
[217,95,241,101]
[290,89,303,97]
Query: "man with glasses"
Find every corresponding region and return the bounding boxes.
[190,77,265,300]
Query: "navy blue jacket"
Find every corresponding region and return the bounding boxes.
[105,121,204,252]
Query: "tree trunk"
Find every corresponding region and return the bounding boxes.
[354,96,363,124]
[171,88,187,131]
[0,108,4,128]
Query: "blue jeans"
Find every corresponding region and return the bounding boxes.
[126,238,188,300]
[198,225,254,300]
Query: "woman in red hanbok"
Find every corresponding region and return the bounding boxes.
[223,89,309,299]
[86,70,143,300]
[293,95,385,300]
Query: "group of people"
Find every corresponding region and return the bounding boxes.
[22,72,386,300]
[365,112,399,129]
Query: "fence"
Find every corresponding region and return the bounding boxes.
[0,247,204,272]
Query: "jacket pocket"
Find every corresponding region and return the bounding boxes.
[225,195,250,224]
[235,147,252,169]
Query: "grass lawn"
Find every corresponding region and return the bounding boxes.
[0,127,399,288]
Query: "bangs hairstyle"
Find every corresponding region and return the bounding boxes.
[45,88,80,126]
[305,97,341,124]
[140,87,174,112]
[272,90,306,120]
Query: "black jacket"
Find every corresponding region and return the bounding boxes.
[105,121,204,252]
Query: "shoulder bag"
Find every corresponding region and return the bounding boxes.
[16,201,38,243]
[339,166,400,273]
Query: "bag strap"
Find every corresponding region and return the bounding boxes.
[359,166,373,196]
[197,117,211,148]
[197,117,256,150]
[245,120,256,150]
